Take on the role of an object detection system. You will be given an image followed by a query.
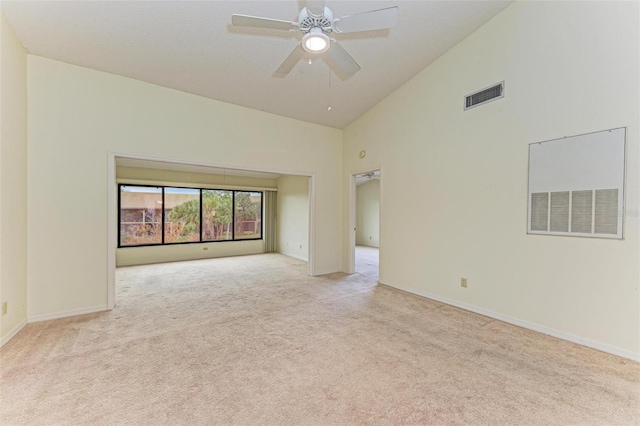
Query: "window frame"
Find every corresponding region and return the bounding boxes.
[118,184,263,248]
[163,185,202,245]
[118,184,163,248]
[201,188,234,243]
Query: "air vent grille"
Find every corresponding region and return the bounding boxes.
[530,192,549,232]
[594,189,618,234]
[465,82,504,110]
[529,189,619,236]
[550,191,570,232]
[571,190,593,233]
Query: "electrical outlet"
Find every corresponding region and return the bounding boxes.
[2,302,7,315]
[461,278,468,288]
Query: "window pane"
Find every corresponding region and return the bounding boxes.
[119,186,162,246]
[202,190,233,241]
[234,191,262,240]
[165,188,201,243]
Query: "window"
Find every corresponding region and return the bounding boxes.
[118,185,262,247]
[234,191,262,240]
[165,187,200,243]
[119,186,162,246]
[203,190,232,241]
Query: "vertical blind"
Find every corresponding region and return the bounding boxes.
[264,190,277,252]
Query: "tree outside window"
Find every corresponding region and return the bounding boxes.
[118,185,262,247]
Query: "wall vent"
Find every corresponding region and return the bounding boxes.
[465,82,504,110]
[528,189,619,236]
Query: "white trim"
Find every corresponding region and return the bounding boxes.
[107,153,117,310]
[117,178,277,192]
[377,168,384,281]
[379,280,640,362]
[348,166,382,274]
[28,305,108,323]
[312,268,342,276]
[0,319,28,348]
[280,252,309,262]
[308,173,316,276]
[347,173,356,274]
[110,151,312,178]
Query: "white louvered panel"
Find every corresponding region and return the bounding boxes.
[594,189,618,235]
[571,190,593,233]
[530,192,549,231]
[550,191,570,232]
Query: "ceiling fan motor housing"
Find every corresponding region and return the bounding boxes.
[298,7,333,34]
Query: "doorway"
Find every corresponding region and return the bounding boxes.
[108,152,317,309]
[349,169,381,280]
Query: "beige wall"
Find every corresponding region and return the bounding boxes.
[27,56,343,319]
[117,166,277,189]
[0,13,28,344]
[276,175,309,261]
[343,1,640,358]
[118,240,265,267]
[116,166,277,267]
[356,179,379,247]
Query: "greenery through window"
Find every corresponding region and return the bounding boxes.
[203,190,232,241]
[119,185,262,247]
[235,192,262,240]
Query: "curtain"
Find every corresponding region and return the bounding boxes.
[264,190,277,252]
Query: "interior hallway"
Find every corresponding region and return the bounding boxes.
[355,244,379,281]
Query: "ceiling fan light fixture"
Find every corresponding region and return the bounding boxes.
[302,28,330,54]
[232,3,400,76]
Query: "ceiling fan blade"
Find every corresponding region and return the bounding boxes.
[306,0,326,19]
[275,45,305,75]
[329,40,361,76]
[231,14,298,32]
[332,6,399,33]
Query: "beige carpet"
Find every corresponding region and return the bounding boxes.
[1,248,639,425]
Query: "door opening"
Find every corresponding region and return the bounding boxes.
[349,169,381,280]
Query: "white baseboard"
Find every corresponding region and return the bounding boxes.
[28,305,109,323]
[356,243,380,248]
[0,319,28,348]
[379,280,640,362]
[278,251,309,262]
[313,268,342,276]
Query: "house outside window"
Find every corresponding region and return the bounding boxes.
[118,185,262,247]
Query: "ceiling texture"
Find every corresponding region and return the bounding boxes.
[2,0,512,129]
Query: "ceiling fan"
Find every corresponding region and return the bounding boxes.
[231,1,399,76]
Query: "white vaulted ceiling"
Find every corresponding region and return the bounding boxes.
[2,0,512,129]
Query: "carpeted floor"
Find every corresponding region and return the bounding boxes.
[1,248,638,425]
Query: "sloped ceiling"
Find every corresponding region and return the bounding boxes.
[2,0,512,129]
